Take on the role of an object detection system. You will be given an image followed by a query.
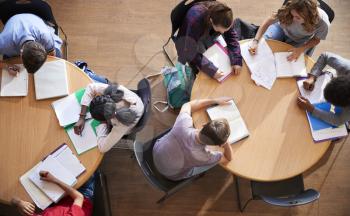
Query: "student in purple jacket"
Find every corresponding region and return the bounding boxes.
[175,1,242,80]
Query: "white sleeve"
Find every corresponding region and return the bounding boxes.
[81,83,109,106]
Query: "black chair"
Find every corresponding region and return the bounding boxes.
[134,128,204,203]
[283,0,334,23]
[121,78,152,142]
[163,0,215,66]
[0,0,68,60]
[92,170,112,216]
[234,174,320,212]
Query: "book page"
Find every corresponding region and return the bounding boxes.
[227,118,249,144]
[297,73,331,104]
[29,155,77,203]
[53,145,86,177]
[20,164,52,210]
[52,91,92,127]
[1,65,28,96]
[275,52,307,78]
[206,100,240,122]
[66,119,98,155]
[34,60,69,100]
[241,38,277,89]
[203,43,231,82]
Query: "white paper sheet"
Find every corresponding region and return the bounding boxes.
[241,38,277,90]
[1,65,28,96]
[34,60,69,100]
[53,145,86,177]
[297,73,332,104]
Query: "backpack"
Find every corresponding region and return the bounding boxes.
[152,62,194,112]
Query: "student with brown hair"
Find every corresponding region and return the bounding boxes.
[249,0,330,60]
[175,1,242,80]
[153,97,233,181]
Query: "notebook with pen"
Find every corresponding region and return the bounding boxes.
[20,144,86,209]
[297,73,348,142]
[206,100,249,144]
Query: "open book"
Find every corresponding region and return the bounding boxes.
[206,100,249,144]
[20,144,85,209]
[1,64,28,96]
[275,52,307,78]
[34,59,69,100]
[203,43,232,82]
[52,88,92,127]
[65,119,99,155]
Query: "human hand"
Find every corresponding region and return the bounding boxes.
[39,171,58,183]
[214,70,225,80]
[12,198,35,216]
[214,97,233,105]
[287,47,304,62]
[303,75,316,91]
[248,39,258,55]
[74,118,86,135]
[232,65,242,75]
[6,64,20,76]
[297,96,314,112]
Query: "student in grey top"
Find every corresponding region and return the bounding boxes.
[249,0,330,60]
[297,52,350,126]
[153,97,233,181]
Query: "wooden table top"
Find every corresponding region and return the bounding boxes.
[0,56,103,204]
[191,40,331,182]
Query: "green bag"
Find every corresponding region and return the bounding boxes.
[153,62,194,112]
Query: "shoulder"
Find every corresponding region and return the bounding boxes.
[317,8,330,27]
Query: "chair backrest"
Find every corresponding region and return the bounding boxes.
[251,175,320,207]
[133,128,182,192]
[92,171,112,216]
[282,0,334,23]
[170,0,215,38]
[130,78,152,134]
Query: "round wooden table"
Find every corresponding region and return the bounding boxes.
[191,40,331,182]
[0,56,103,204]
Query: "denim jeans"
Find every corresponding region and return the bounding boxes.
[263,22,315,56]
[78,172,97,201]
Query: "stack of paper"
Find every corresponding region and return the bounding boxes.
[0,64,28,96]
[240,38,277,90]
[203,43,232,82]
[52,88,92,127]
[207,100,249,144]
[34,59,69,100]
[20,144,85,209]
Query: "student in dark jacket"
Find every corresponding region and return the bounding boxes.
[175,1,242,80]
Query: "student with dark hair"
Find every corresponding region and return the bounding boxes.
[0,13,61,73]
[249,0,330,60]
[175,1,242,80]
[11,171,95,216]
[297,52,350,126]
[74,83,144,153]
[153,97,233,181]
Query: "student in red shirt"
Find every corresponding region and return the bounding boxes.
[11,171,94,216]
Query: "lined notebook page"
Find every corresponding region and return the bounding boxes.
[52,145,86,177]
[297,73,332,104]
[66,119,98,155]
[275,52,307,78]
[203,43,231,82]
[34,60,69,100]
[29,155,77,203]
[1,65,28,96]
